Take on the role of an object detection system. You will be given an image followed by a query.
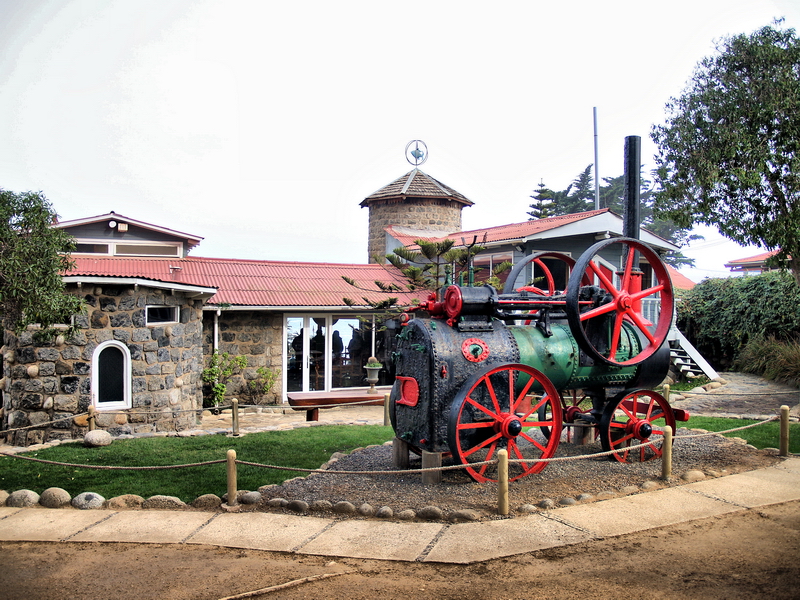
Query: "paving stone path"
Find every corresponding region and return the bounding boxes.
[669,372,800,420]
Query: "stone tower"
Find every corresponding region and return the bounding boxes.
[360,169,474,262]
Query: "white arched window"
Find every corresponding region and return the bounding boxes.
[91,340,132,410]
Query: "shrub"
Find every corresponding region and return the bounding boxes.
[677,271,800,367]
[734,337,800,387]
[201,350,247,407]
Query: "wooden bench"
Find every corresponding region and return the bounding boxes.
[286,388,390,421]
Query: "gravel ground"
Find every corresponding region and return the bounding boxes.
[257,428,780,519]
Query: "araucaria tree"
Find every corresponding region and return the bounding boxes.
[0,189,84,332]
[651,22,800,286]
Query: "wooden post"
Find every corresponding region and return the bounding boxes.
[226,449,238,506]
[780,405,790,457]
[87,406,96,431]
[498,449,509,515]
[661,426,673,480]
[383,393,390,427]
[392,437,410,469]
[663,383,670,405]
[231,398,240,436]
[421,450,442,485]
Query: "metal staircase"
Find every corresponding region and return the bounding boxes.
[667,327,718,380]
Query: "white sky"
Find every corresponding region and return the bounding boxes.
[2,0,797,284]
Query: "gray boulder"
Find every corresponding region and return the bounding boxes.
[7,489,40,507]
[72,492,105,509]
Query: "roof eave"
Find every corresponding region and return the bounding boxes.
[62,275,217,299]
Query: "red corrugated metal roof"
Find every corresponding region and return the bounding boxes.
[666,265,695,290]
[67,256,420,308]
[724,250,779,267]
[387,209,611,247]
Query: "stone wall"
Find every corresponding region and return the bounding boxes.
[201,310,283,405]
[366,199,464,262]
[1,284,205,446]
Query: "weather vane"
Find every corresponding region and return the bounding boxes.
[405,140,428,167]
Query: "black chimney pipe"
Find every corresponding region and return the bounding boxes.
[622,135,641,240]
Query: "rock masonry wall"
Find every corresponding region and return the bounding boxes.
[366,199,464,262]
[1,284,205,446]
[202,310,283,404]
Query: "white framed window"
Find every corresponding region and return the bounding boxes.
[146,305,179,325]
[72,239,181,258]
[114,243,180,257]
[91,340,132,410]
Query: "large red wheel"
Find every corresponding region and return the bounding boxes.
[503,251,592,295]
[599,389,676,463]
[565,237,674,366]
[448,364,562,483]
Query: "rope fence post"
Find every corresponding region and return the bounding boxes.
[780,405,790,457]
[663,383,670,405]
[383,393,390,427]
[498,449,509,515]
[226,449,238,506]
[421,450,441,485]
[661,425,673,480]
[231,398,240,437]
[87,406,96,431]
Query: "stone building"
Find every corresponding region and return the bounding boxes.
[360,168,473,262]
[0,165,695,446]
[0,211,416,446]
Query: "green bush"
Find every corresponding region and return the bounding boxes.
[678,271,800,367]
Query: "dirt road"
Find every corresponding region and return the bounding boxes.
[2,499,798,600]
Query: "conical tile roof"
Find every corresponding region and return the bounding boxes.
[360,169,474,207]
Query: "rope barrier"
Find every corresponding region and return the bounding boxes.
[2,412,89,434]
[677,415,780,438]
[0,410,786,474]
[0,452,226,470]
[674,390,799,397]
[235,458,495,475]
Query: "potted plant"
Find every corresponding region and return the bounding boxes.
[364,356,383,394]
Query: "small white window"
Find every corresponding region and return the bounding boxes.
[146,305,178,325]
[91,340,132,410]
[115,243,180,257]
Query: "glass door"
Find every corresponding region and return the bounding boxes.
[285,315,328,393]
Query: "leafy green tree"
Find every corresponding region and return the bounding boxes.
[651,22,800,286]
[527,181,555,220]
[538,165,594,217]
[0,189,84,332]
[530,167,700,267]
[599,173,701,267]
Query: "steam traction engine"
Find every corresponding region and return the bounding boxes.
[388,237,689,482]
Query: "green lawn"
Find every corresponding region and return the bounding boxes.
[0,425,394,503]
[1,417,795,503]
[682,416,800,453]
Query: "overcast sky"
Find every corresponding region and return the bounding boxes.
[2,0,797,282]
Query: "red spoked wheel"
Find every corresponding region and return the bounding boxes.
[448,364,562,482]
[565,237,674,366]
[538,390,596,443]
[559,390,598,443]
[503,251,592,295]
[599,389,676,463]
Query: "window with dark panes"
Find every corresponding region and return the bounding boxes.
[97,345,125,403]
